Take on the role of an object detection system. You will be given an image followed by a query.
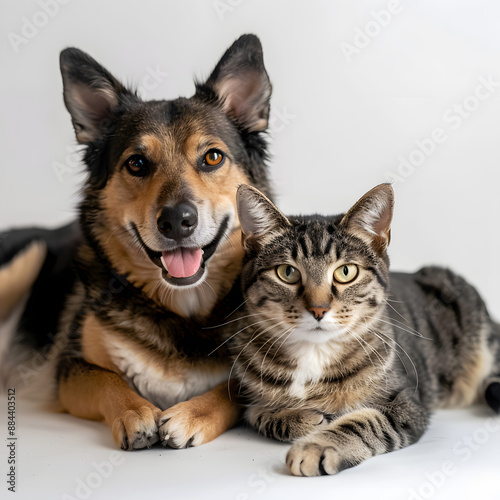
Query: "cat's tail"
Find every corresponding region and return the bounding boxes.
[485,380,500,413]
[483,322,500,413]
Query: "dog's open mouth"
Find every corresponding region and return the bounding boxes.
[131,217,229,287]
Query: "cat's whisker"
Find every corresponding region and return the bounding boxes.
[374,315,424,339]
[233,325,288,394]
[367,325,420,394]
[208,317,281,356]
[236,321,284,357]
[350,331,379,369]
[361,327,392,390]
[364,308,426,341]
[260,327,298,410]
[227,320,283,381]
[347,326,384,368]
[259,326,295,392]
[270,325,297,364]
[364,323,411,381]
[203,311,267,330]
[237,322,287,393]
[382,298,411,323]
[380,318,430,340]
[378,314,427,339]
[361,320,393,390]
[378,307,433,340]
[222,299,249,321]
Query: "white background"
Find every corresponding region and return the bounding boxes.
[1,1,500,499]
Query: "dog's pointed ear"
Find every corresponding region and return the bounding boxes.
[200,34,272,132]
[60,48,136,144]
[236,185,289,251]
[339,184,395,255]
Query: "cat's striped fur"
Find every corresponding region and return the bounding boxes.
[227,184,500,476]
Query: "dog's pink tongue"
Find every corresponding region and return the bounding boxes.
[161,248,202,278]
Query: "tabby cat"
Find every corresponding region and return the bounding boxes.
[227,183,500,476]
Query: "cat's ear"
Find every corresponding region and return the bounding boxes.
[236,185,290,250]
[340,184,394,254]
[198,34,272,132]
[60,47,137,144]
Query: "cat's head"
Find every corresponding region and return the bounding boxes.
[236,184,394,345]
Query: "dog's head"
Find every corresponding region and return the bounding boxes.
[60,35,272,317]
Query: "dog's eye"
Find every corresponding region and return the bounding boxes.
[201,149,225,170]
[125,155,150,177]
[205,150,223,166]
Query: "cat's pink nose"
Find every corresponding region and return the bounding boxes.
[308,307,329,321]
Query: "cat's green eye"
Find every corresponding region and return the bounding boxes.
[276,265,301,284]
[333,264,359,284]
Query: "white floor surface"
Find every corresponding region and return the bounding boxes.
[0,399,498,500]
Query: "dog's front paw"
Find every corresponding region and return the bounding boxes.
[158,400,216,449]
[111,405,161,450]
[286,440,341,477]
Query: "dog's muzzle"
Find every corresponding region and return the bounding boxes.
[131,215,229,287]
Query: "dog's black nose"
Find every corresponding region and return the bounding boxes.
[157,202,198,241]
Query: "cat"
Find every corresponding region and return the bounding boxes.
[225,183,500,476]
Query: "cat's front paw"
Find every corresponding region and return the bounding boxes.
[286,440,343,476]
[247,407,333,442]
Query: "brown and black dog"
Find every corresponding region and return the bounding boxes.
[0,34,273,449]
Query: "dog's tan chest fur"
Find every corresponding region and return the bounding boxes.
[82,315,228,410]
[111,340,228,410]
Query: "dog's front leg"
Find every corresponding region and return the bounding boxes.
[59,359,162,450]
[158,381,241,448]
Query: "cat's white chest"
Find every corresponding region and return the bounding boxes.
[107,338,227,410]
[286,342,333,399]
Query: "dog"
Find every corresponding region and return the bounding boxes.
[0,34,273,450]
